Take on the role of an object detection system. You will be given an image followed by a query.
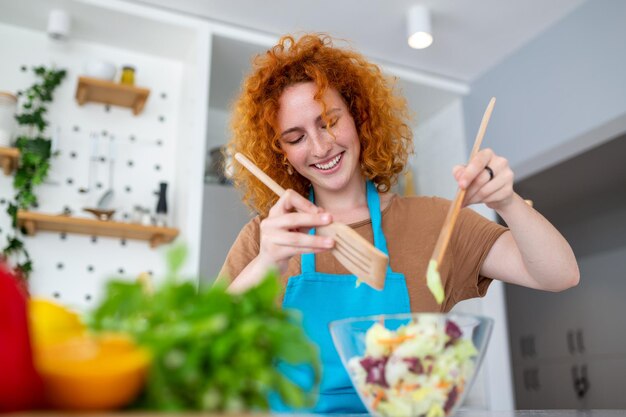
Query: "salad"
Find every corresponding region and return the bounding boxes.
[347,316,478,417]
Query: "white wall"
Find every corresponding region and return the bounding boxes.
[463,0,626,180]
[411,99,468,199]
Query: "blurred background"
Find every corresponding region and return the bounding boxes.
[1,0,624,411]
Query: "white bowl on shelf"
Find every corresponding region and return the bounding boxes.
[83,60,116,81]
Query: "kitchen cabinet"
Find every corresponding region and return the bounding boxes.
[508,138,626,409]
[507,284,584,361]
[508,252,626,409]
[509,272,626,409]
[513,359,592,410]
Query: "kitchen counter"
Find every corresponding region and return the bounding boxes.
[291,412,625,417]
[9,410,626,417]
[455,411,626,417]
[13,410,626,417]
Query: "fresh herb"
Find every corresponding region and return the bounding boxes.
[87,246,320,411]
[1,66,67,278]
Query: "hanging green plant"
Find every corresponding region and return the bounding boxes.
[1,66,67,280]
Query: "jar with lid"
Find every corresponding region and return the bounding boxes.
[120,66,135,86]
[0,92,18,147]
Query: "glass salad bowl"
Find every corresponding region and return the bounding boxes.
[329,313,493,417]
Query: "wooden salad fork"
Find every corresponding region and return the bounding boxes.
[234,152,388,290]
[426,97,496,304]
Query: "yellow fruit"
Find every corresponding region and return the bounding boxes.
[28,298,86,347]
[35,332,150,410]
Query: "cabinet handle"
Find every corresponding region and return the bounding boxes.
[523,368,530,390]
[520,337,527,358]
[576,329,585,353]
[531,367,540,390]
[520,335,537,358]
[523,367,540,391]
[571,364,590,399]
[566,330,576,354]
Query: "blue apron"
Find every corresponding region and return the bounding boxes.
[271,181,411,413]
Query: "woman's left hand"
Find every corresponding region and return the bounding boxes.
[452,148,515,211]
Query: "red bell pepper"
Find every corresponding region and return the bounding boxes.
[0,263,44,412]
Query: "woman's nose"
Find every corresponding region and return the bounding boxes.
[310,131,333,157]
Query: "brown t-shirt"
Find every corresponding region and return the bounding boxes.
[217,194,508,312]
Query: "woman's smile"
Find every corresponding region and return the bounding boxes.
[312,152,343,172]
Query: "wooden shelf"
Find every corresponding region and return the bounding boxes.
[17,210,178,248]
[0,146,20,175]
[75,76,150,115]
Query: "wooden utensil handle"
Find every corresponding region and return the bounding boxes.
[234,153,286,197]
[431,97,496,265]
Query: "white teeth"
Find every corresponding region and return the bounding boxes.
[314,154,342,170]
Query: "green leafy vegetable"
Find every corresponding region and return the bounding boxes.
[87,245,320,411]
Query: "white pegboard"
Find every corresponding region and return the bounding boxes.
[0,20,193,312]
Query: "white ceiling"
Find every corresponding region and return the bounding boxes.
[127,0,586,83]
[0,0,588,118]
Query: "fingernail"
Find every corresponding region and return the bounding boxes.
[325,238,334,247]
[321,213,331,222]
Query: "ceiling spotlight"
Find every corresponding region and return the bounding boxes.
[47,9,71,40]
[407,5,433,49]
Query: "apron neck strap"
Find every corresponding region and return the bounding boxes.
[302,181,390,273]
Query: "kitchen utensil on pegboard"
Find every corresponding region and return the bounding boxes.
[155,182,168,227]
[79,132,98,195]
[97,135,115,209]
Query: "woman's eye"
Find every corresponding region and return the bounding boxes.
[287,135,304,144]
[322,118,338,129]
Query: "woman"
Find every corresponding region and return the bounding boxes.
[218,34,579,413]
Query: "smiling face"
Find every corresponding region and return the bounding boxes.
[277,82,362,195]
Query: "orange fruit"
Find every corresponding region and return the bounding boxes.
[35,332,150,410]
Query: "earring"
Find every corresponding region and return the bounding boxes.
[282,154,294,175]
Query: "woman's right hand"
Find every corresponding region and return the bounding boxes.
[256,189,335,272]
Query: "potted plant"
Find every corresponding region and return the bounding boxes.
[1,66,66,282]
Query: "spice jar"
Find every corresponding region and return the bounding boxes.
[120,66,135,86]
[0,92,18,147]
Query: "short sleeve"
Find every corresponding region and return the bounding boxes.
[449,207,508,303]
[214,216,261,286]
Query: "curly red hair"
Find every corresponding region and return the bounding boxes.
[227,33,413,216]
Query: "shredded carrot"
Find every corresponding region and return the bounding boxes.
[372,389,385,409]
[401,383,420,392]
[437,380,451,390]
[377,334,415,346]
